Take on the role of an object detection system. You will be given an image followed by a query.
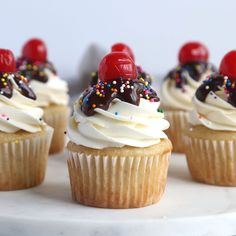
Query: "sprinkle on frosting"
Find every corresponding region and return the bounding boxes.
[81,77,159,116]
[0,114,9,120]
[157,108,164,113]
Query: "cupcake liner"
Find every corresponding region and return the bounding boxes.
[164,110,189,153]
[43,106,70,154]
[67,150,170,208]
[0,127,53,190]
[184,135,236,186]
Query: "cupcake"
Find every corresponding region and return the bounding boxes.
[90,42,153,87]
[67,52,172,208]
[184,50,236,186]
[0,49,53,190]
[161,41,216,152]
[17,38,69,154]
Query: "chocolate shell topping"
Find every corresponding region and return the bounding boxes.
[90,71,99,87]
[90,67,152,87]
[165,62,216,90]
[137,66,152,84]
[196,74,236,107]
[17,58,56,83]
[0,72,36,100]
[80,77,159,116]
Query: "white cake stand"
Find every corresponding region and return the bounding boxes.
[1,152,236,236]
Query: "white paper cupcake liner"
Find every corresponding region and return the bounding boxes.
[184,135,236,186]
[164,110,189,153]
[0,126,53,190]
[67,150,170,208]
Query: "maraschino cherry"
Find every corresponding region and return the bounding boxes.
[219,50,236,81]
[98,52,137,82]
[178,41,209,64]
[111,43,135,62]
[0,49,16,73]
[22,38,47,62]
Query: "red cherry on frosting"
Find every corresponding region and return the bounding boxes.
[178,41,209,64]
[111,43,135,62]
[22,38,47,62]
[98,52,137,82]
[219,50,236,81]
[0,49,16,73]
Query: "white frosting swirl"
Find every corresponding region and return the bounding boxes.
[161,69,212,111]
[29,69,69,107]
[190,88,236,131]
[68,98,169,149]
[0,79,45,133]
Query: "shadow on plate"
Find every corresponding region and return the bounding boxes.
[49,152,67,164]
[167,154,193,183]
[30,182,73,204]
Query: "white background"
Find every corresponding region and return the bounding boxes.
[1,0,236,82]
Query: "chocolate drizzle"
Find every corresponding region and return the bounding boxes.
[90,66,152,88]
[80,77,159,116]
[137,66,152,84]
[16,58,56,83]
[165,62,216,90]
[90,71,99,87]
[0,72,36,100]
[196,74,236,107]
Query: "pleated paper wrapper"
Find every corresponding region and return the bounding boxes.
[43,106,70,154]
[0,127,53,190]
[67,150,171,209]
[164,110,189,153]
[184,135,236,186]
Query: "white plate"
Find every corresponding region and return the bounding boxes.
[1,152,236,236]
